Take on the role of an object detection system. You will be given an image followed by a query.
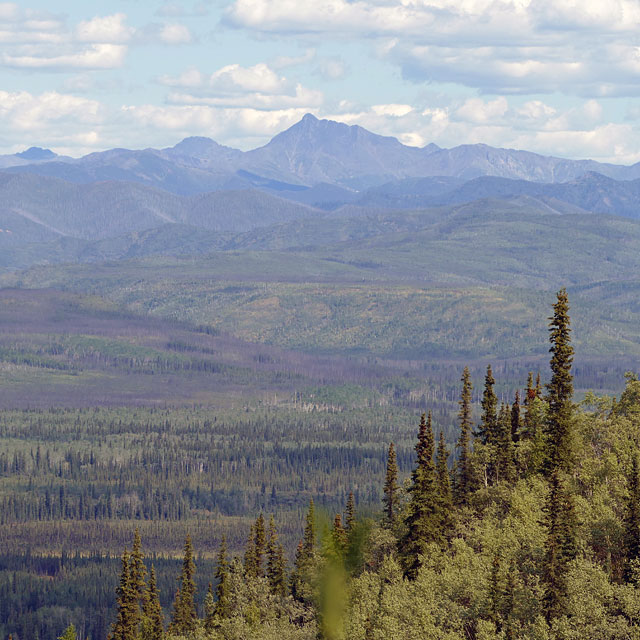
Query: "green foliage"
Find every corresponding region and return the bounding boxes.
[58,624,77,640]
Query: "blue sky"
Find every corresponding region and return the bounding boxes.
[2,0,640,163]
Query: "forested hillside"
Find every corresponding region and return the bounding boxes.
[93,292,640,640]
[2,291,640,639]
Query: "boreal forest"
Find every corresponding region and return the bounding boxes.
[3,289,640,640]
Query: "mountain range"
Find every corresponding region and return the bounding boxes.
[3,113,640,271]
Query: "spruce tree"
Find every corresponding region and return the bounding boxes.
[382,442,399,527]
[543,470,572,622]
[476,365,498,446]
[214,535,230,619]
[254,513,267,577]
[302,498,316,557]
[142,565,163,640]
[436,431,452,510]
[511,391,521,444]
[495,404,516,484]
[204,583,215,632]
[625,454,640,582]
[332,513,348,557]
[130,527,147,629]
[542,290,577,623]
[169,534,197,635]
[111,549,136,640]
[455,367,474,505]
[400,412,442,579]
[291,500,317,604]
[546,288,575,473]
[345,492,356,533]
[266,516,287,596]
[436,431,453,536]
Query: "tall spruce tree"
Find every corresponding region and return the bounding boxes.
[204,583,216,632]
[111,549,136,640]
[169,534,197,635]
[511,391,521,444]
[495,404,516,484]
[625,454,640,582]
[345,492,356,534]
[142,565,163,640]
[436,431,452,509]
[332,513,348,558]
[303,498,316,557]
[455,367,474,505]
[400,412,442,579]
[436,431,453,536]
[267,515,287,596]
[546,288,574,472]
[291,499,317,605]
[543,289,577,623]
[383,442,399,527]
[254,513,267,578]
[476,365,498,446]
[543,469,575,622]
[130,527,147,629]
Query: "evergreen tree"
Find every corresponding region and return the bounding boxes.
[58,625,77,640]
[476,365,498,446]
[511,391,521,444]
[495,404,516,484]
[436,431,452,509]
[214,536,230,620]
[142,565,163,640]
[331,513,348,557]
[345,492,356,533]
[291,500,318,604]
[455,367,474,505]
[111,549,136,640]
[130,527,147,629]
[254,513,267,577]
[169,534,197,635]
[543,470,573,622]
[546,288,575,473]
[543,291,577,623]
[436,431,453,536]
[382,442,399,527]
[266,515,287,596]
[400,412,442,579]
[625,454,640,582]
[204,583,215,632]
[303,498,316,557]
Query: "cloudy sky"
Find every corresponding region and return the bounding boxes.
[2,0,640,163]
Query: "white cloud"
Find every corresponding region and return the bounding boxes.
[75,13,134,44]
[159,62,323,110]
[158,23,192,44]
[0,7,194,72]
[225,0,640,97]
[3,44,127,70]
[271,48,316,70]
[167,84,323,109]
[0,90,103,132]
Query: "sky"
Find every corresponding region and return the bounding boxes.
[1,0,640,163]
